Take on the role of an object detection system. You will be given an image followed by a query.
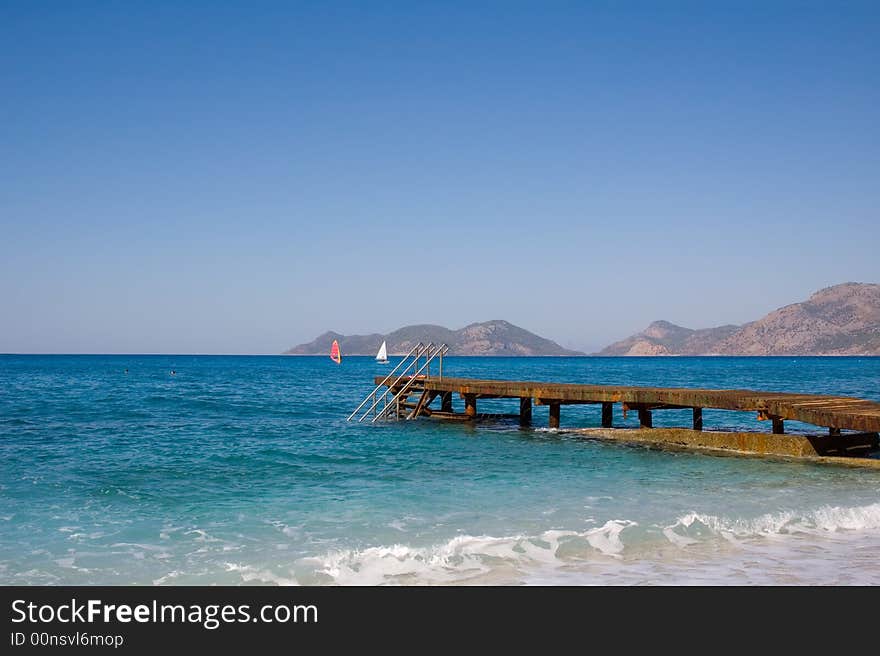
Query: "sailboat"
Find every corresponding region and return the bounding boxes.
[330,339,341,364]
[375,341,389,364]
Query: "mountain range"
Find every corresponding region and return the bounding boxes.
[285,282,880,357]
[284,320,583,356]
[597,282,880,356]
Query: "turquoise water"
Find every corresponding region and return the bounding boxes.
[2,355,880,585]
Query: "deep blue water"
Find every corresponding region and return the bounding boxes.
[2,355,880,585]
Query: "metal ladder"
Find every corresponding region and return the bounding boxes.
[347,343,449,422]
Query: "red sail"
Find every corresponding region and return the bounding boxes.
[330,340,341,364]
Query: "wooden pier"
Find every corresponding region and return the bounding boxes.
[371,375,880,460]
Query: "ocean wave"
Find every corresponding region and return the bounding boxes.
[664,501,880,543]
[305,521,638,585]
[305,503,880,585]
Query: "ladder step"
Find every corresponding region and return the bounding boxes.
[352,343,449,423]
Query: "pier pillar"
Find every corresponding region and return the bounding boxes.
[638,408,653,429]
[829,427,841,437]
[772,417,784,434]
[464,394,477,418]
[549,403,560,429]
[601,402,613,428]
[519,397,532,426]
[441,392,453,413]
[693,408,703,431]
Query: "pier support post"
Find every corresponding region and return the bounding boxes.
[772,417,784,434]
[601,402,613,428]
[829,427,841,437]
[638,408,653,429]
[519,397,532,426]
[441,392,453,413]
[549,403,560,429]
[693,408,703,431]
[464,394,477,419]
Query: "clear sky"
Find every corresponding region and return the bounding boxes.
[2,1,878,354]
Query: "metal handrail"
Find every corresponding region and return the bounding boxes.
[372,344,449,423]
[357,343,434,422]
[392,343,449,421]
[405,344,450,419]
[346,342,426,421]
[354,343,436,422]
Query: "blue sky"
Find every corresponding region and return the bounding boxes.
[2,1,878,353]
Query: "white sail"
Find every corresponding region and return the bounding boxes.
[376,341,388,363]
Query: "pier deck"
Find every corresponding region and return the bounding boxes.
[372,375,880,459]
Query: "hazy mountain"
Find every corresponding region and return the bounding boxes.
[284,320,583,356]
[597,321,741,356]
[597,282,880,356]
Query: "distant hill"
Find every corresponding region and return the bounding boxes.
[597,321,741,356]
[284,320,583,356]
[597,282,880,356]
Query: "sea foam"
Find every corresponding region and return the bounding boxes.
[304,503,880,585]
[664,501,880,543]
[306,522,639,585]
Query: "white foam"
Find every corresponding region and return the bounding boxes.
[223,562,299,586]
[53,557,92,573]
[298,502,880,585]
[152,570,182,585]
[185,529,210,542]
[585,520,638,557]
[109,542,168,552]
[67,531,105,541]
[309,537,500,585]
[664,502,880,544]
[159,526,185,540]
[306,523,641,585]
[810,503,880,532]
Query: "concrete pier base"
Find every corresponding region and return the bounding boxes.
[464,394,477,418]
[575,427,879,460]
[549,403,560,429]
[693,407,703,431]
[519,397,532,426]
[602,402,613,428]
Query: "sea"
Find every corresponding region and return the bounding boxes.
[2,354,879,586]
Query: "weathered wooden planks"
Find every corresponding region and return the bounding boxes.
[374,376,880,433]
